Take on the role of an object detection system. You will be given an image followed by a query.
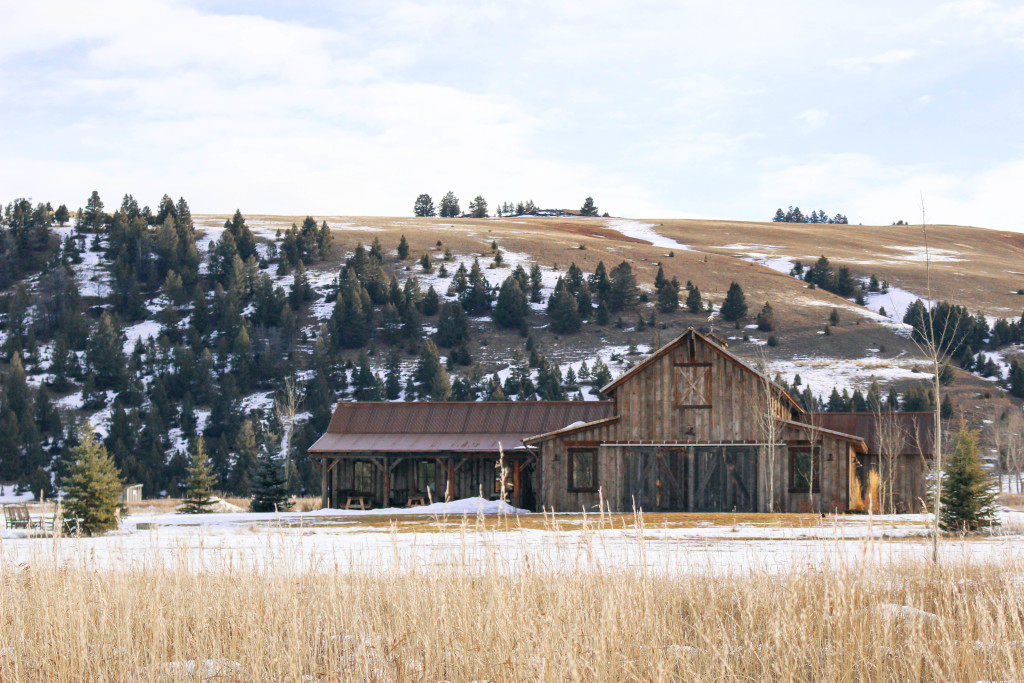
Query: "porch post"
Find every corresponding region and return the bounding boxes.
[513,460,521,508]
[382,454,392,508]
[321,457,328,509]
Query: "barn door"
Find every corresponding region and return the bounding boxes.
[724,446,757,513]
[693,446,757,512]
[693,447,725,511]
[623,448,688,511]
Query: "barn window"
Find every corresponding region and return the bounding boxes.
[568,448,598,492]
[354,461,374,493]
[673,363,712,408]
[789,447,820,493]
[417,461,436,493]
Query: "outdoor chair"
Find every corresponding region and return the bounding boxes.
[3,503,33,530]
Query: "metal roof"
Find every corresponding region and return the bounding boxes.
[309,401,616,454]
[810,412,935,456]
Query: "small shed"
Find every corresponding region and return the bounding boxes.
[122,484,143,504]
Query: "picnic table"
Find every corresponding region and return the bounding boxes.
[3,503,79,536]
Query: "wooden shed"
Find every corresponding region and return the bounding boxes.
[524,328,873,513]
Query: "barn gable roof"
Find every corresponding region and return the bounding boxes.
[309,401,616,454]
[600,327,803,413]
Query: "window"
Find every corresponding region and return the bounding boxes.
[417,461,436,493]
[568,448,598,492]
[673,363,712,408]
[789,447,820,493]
[354,462,374,493]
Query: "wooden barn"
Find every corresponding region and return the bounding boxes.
[310,328,933,513]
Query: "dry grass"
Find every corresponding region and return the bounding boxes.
[999,492,1024,510]
[0,542,1022,681]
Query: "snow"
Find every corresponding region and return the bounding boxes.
[0,485,34,503]
[770,352,925,396]
[3,504,1023,575]
[603,219,691,251]
[885,245,963,263]
[122,319,162,353]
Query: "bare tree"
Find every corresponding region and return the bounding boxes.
[755,355,784,512]
[908,199,962,563]
[874,408,907,514]
[274,378,304,491]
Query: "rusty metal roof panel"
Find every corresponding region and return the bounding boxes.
[310,401,616,454]
[811,412,935,455]
[309,432,541,453]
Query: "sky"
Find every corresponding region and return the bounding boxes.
[1,0,1023,229]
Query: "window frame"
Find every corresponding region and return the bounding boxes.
[789,446,821,494]
[567,447,599,493]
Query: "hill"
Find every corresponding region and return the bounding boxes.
[0,196,1021,500]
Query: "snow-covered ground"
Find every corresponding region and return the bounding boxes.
[2,500,1022,574]
[769,352,925,396]
[603,219,691,252]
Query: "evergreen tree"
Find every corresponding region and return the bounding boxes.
[529,263,544,303]
[756,302,775,331]
[413,194,436,217]
[940,424,998,532]
[493,276,528,329]
[54,203,70,226]
[686,285,702,313]
[414,340,451,400]
[654,267,679,312]
[547,278,582,333]
[228,419,259,494]
[421,285,440,316]
[439,191,461,218]
[397,234,410,260]
[63,426,124,535]
[720,282,748,322]
[181,437,217,514]
[468,195,488,218]
[580,196,599,217]
[607,261,639,311]
[250,448,292,513]
[437,301,469,347]
[384,349,403,400]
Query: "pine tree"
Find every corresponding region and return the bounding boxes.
[438,191,460,218]
[580,196,599,217]
[654,267,679,312]
[436,301,469,347]
[181,437,217,514]
[413,194,436,217]
[607,261,639,311]
[397,234,410,260]
[468,195,488,218]
[493,276,528,329]
[686,285,702,313]
[756,302,775,331]
[940,424,998,532]
[720,282,748,322]
[547,279,582,333]
[250,448,292,513]
[54,203,70,226]
[415,340,451,400]
[63,426,124,535]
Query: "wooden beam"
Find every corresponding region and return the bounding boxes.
[321,457,328,509]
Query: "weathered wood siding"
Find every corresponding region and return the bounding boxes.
[538,332,857,513]
[856,453,929,512]
[611,335,791,444]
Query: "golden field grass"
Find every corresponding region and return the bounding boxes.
[1,545,1022,681]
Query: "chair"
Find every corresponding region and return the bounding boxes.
[3,503,32,530]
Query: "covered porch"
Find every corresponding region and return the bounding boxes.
[312,449,536,510]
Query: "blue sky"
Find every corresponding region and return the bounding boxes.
[2,1,1023,229]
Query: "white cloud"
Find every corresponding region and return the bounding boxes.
[796,109,828,132]
[830,49,917,72]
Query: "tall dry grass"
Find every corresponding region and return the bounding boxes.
[1,540,1023,681]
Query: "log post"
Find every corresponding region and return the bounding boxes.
[321,457,328,509]
[382,455,392,508]
[513,460,521,508]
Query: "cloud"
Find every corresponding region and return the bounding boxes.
[796,109,828,132]
[831,49,917,72]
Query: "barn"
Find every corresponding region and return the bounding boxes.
[310,328,933,513]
